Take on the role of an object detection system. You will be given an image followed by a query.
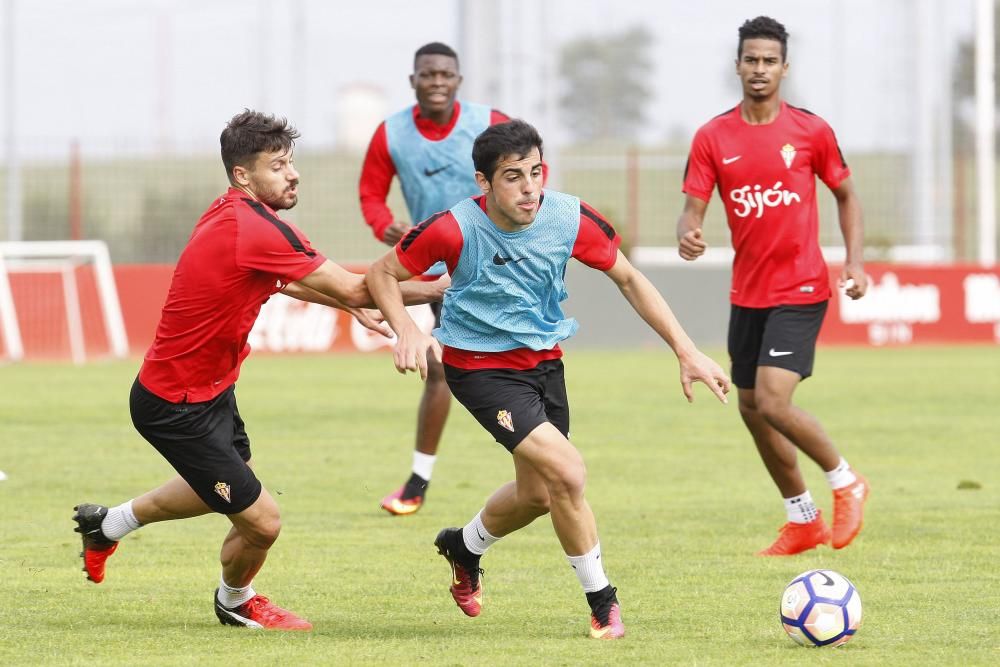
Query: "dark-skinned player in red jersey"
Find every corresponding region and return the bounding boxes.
[676,16,871,556]
[72,110,446,631]
[359,42,512,517]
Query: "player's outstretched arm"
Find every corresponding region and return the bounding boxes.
[296,260,447,310]
[366,250,443,380]
[281,280,392,337]
[676,195,709,261]
[604,250,730,404]
[831,177,868,301]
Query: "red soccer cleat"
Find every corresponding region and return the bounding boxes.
[756,512,831,556]
[434,528,483,617]
[380,485,424,516]
[214,590,313,631]
[73,503,119,584]
[590,602,626,640]
[832,473,870,549]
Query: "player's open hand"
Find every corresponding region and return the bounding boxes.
[838,263,868,300]
[678,228,707,261]
[393,326,442,380]
[349,307,391,338]
[678,350,731,404]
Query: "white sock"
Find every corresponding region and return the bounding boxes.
[784,491,819,524]
[100,500,142,541]
[825,457,857,490]
[217,575,256,609]
[412,452,437,481]
[462,510,501,556]
[567,542,610,593]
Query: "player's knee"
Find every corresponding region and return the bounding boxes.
[546,458,587,501]
[754,391,789,424]
[243,511,282,549]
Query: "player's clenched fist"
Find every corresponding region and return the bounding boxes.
[678,228,707,261]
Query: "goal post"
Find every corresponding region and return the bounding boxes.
[0,240,129,362]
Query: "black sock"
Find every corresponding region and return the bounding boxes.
[401,473,429,500]
[586,585,618,625]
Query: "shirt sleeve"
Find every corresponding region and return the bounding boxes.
[490,109,512,125]
[681,126,717,202]
[394,212,463,276]
[813,121,851,190]
[572,200,622,271]
[236,205,326,283]
[358,122,398,241]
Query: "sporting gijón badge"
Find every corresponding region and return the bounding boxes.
[214,481,232,503]
[496,409,514,432]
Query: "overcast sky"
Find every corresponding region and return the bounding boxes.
[0,0,977,157]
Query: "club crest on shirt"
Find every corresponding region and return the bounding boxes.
[496,409,515,432]
[781,143,796,168]
[214,481,232,503]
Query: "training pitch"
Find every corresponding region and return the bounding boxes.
[0,347,997,665]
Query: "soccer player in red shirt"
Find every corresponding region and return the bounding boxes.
[677,16,870,556]
[359,42,511,516]
[368,120,730,639]
[72,110,445,630]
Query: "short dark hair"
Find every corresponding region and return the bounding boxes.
[738,16,788,61]
[472,119,544,182]
[414,42,459,69]
[220,110,300,184]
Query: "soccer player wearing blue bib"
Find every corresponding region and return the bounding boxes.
[359,42,511,516]
[367,120,731,640]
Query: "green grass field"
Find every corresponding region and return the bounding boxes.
[1,347,998,665]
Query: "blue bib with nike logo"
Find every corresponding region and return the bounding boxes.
[386,102,490,214]
[436,190,581,351]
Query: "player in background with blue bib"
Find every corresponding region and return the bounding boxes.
[359,42,511,516]
[367,120,731,640]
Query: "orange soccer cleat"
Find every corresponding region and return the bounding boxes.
[757,512,831,556]
[832,474,870,549]
[214,590,313,631]
[434,527,484,617]
[590,602,626,640]
[380,485,424,516]
[73,503,119,584]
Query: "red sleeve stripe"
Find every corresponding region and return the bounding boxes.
[580,204,615,241]
[400,210,449,251]
[243,199,316,257]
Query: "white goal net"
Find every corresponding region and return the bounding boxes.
[0,240,128,363]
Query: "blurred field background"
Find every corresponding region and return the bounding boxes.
[2,0,996,265]
[13,149,986,265]
[0,348,997,665]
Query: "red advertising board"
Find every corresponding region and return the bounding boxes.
[821,263,1000,345]
[2,262,997,360]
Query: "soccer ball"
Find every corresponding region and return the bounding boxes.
[780,569,862,647]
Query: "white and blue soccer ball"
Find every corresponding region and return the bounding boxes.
[780,569,862,647]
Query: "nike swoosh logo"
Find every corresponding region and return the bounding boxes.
[492,252,526,266]
[476,526,485,541]
[423,165,450,177]
[768,348,793,357]
[591,625,612,639]
[722,155,742,164]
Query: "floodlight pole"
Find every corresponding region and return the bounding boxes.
[4,0,21,242]
[976,0,996,266]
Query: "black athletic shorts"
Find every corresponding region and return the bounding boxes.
[129,378,262,514]
[728,301,828,389]
[444,359,570,452]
